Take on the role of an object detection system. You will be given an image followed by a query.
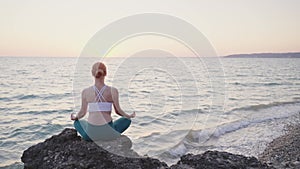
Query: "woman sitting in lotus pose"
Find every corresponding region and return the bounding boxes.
[71,62,135,141]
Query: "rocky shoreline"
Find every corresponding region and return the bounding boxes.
[21,123,299,169]
[259,123,300,169]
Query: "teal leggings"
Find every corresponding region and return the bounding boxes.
[74,117,131,141]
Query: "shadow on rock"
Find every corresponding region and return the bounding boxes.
[93,134,140,158]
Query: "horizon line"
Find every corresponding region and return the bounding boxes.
[0,51,300,58]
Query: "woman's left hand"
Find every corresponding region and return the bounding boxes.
[128,112,136,118]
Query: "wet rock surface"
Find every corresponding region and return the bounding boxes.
[21,128,275,169]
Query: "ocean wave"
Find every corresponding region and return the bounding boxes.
[231,82,248,86]
[165,102,300,158]
[230,82,293,87]
[42,93,72,100]
[2,123,67,149]
[167,142,187,157]
[190,104,300,143]
[7,94,40,100]
[0,161,23,168]
[293,96,300,101]
[6,93,72,101]
[19,94,40,100]
[135,102,299,158]
[17,110,58,115]
[229,101,300,112]
[0,97,12,101]
[262,82,282,86]
[135,129,190,158]
[17,108,73,115]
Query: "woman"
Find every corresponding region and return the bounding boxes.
[71,62,135,141]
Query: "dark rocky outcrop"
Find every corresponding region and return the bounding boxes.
[170,151,272,169]
[21,128,272,169]
[21,128,167,169]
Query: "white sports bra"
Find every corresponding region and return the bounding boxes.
[88,85,112,112]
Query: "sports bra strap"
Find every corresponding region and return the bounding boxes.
[93,85,107,102]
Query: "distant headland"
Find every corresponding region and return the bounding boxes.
[224,52,300,58]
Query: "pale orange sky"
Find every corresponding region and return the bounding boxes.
[0,0,299,57]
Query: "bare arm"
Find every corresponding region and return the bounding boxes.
[71,90,88,120]
[112,88,135,118]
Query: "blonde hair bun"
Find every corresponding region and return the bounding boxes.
[95,69,104,78]
[92,62,107,78]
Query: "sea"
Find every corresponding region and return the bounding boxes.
[0,56,300,168]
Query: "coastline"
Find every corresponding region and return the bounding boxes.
[259,115,300,169]
[20,116,300,169]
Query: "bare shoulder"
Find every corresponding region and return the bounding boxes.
[83,86,92,92]
[108,86,118,95]
[82,86,93,96]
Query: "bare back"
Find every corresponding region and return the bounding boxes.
[84,85,113,125]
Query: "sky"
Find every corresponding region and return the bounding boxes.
[0,0,299,57]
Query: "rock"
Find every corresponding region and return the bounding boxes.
[170,151,273,169]
[21,128,273,169]
[21,128,168,169]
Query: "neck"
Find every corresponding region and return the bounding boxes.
[94,77,105,87]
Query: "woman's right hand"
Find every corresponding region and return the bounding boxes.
[70,113,77,121]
